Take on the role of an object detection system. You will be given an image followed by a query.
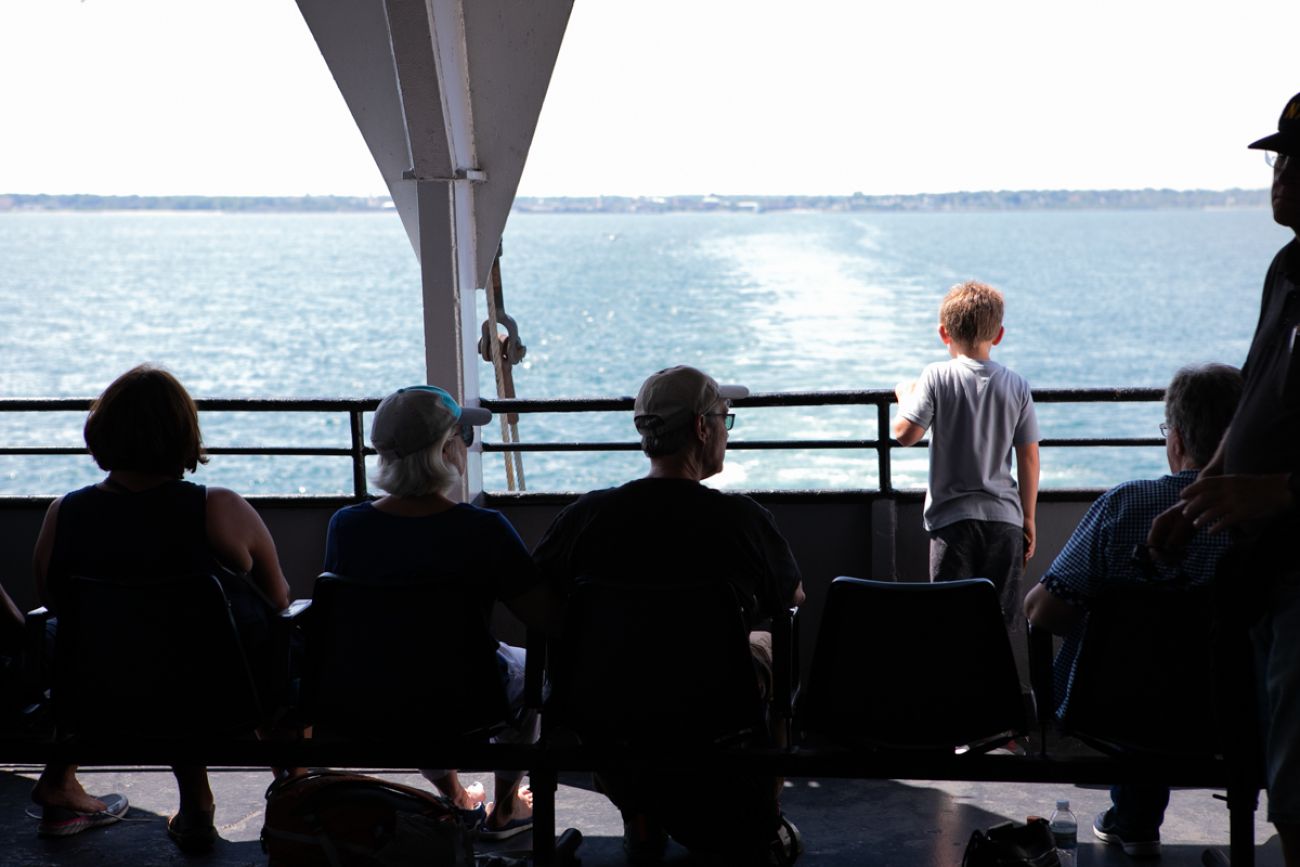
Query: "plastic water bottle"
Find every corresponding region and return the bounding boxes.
[1049,799,1078,867]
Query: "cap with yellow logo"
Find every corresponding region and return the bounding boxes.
[1249,92,1300,154]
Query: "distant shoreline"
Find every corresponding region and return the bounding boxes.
[0,189,1269,214]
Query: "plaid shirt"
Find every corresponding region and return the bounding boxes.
[1039,469,1228,717]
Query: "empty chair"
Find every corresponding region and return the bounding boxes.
[799,576,1025,753]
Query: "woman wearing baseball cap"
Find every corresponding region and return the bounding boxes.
[323,385,555,840]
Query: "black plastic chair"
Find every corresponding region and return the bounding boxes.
[799,576,1025,753]
[301,571,510,740]
[547,577,767,748]
[47,572,265,739]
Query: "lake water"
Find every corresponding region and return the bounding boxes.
[0,208,1290,495]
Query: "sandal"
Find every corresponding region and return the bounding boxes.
[167,808,218,853]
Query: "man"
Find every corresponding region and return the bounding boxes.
[1025,363,1243,857]
[1149,92,1300,866]
[533,364,805,866]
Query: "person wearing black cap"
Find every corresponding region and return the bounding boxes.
[1149,92,1300,865]
[324,385,555,841]
[533,365,805,866]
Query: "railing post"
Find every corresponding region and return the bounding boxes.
[877,399,893,495]
[349,409,368,499]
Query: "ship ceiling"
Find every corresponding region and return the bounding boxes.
[296,0,572,289]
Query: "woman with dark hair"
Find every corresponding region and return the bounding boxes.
[29,364,290,850]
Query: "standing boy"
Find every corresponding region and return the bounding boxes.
[893,280,1040,619]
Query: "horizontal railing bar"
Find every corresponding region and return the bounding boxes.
[483,437,1165,454]
[0,388,1167,416]
[481,387,1166,414]
[0,398,383,413]
[0,447,372,457]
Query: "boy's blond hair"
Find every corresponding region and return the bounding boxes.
[940,280,1004,346]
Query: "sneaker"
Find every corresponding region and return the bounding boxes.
[1093,809,1161,858]
[37,793,130,837]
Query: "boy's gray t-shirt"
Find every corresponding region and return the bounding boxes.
[899,356,1039,531]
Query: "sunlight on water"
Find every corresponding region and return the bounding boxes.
[0,209,1289,495]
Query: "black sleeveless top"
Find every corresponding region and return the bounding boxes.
[47,480,214,608]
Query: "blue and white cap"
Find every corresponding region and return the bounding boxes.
[370,385,492,459]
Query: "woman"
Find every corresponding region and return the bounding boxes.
[30,364,290,850]
[324,385,554,840]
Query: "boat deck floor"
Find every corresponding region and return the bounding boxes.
[0,761,1282,866]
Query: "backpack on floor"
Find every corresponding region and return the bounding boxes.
[261,770,475,867]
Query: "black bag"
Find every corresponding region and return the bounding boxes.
[261,771,475,867]
[962,818,1061,867]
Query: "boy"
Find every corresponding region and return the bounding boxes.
[893,280,1040,616]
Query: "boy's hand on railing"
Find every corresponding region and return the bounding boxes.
[893,381,917,403]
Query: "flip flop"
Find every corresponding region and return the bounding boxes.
[167,807,218,853]
[37,793,130,837]
[478,814,534,841]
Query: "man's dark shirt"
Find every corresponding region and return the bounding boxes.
[1223,239,1300,567]
[532,477,801,628]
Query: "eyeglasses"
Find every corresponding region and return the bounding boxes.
[1266,151,1291,168]
[457,423,475,446]
[1158,422,1169,439]
[703,412,735,431]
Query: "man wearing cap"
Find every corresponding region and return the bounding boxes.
[1150,92,1300,865]
[533,365,805,865]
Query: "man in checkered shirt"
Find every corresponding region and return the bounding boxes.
[1024,363,1242,858]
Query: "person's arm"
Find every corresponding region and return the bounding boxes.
[1023,582,1083,634]
[892,379,928,446]
[0,582,24,629]
[31,496,62,609]
[206,486,291,611]
[1015,441,1040,563]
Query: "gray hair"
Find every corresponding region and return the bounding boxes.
[1164,363,1243,467]
[371,427,461,497]
[640,422,693,459]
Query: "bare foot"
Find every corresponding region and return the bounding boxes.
[457,781,486,811]
[31,779,106,814]
[486,784,533,830]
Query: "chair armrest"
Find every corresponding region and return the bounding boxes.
[524,627,547,712]
[267,600,310,725]
[1026,620,1056,754]
[771,606,800,745]
[22,607,51,697]
[280,599,312,620]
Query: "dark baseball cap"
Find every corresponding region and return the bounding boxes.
[1248,92,1300,154]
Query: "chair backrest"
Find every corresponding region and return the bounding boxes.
[303,572,508,740]
[549,578,765,746]
[800,576,1025,751]
[1063,582,1218,757]
[55,572,262,738]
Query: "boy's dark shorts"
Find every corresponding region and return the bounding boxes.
[929,519,1024,624]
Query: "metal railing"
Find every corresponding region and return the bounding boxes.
[0,388,1165,498]
[481,388,1167,495]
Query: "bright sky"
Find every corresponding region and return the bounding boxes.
[0,0,1296,197]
